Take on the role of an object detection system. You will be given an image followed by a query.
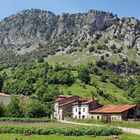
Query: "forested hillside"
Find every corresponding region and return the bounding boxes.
[0,62,140,105]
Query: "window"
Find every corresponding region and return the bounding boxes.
[75,108,77,112]
[82,115,85,119]
[97,116,100,120]
[83,108,85,112]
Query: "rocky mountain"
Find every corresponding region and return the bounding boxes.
[0,9,118,50]
[0,9,140,76]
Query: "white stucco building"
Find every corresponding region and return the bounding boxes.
[54,95,80,120]
[72,99,102,119]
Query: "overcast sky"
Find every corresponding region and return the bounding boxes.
[0,0,140,20]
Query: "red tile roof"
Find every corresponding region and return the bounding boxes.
[59,100,79,107]
[73,99,97,105]
[90,105,136,114]
[55,95,74,102]
[0,93,11,97]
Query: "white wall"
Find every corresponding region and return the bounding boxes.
[111,114,122,121]
[0,96,11,106]
[72,105,89,119]
[90,114,122,121]
[54,102,59,119]
[90,114,102,120]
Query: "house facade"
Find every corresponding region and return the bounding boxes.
[54,95,80,120]
[0,93,11,106]
[72,98,102,119]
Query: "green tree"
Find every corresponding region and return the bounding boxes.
[36,85,48,100]
[37,57,44,63]
[6,97,23,118]
[100,75,108,82]
[18,81,34,95]
[25,100,48,118]
[78,67,91,84]
[0,102,5,117]
[3,80,19,94]
[0,75,3,91]
[133,86,140,105]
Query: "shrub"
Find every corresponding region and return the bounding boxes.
[37,57,44,63]
[100,75,108,82]
[0,102,5,117]
[89,46,95,53]
[25,100,48,118]
[5,97,23,118]
[78,67,91,84]
[0,126,123,136]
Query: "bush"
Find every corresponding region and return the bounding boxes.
[0,126,123,136]
[100,75,108,82]
[0,102,5,117]
[25,100,48,118]
[89,46,95,53]
[5,97,23,118]
[78,67,91,84]
[37,57,44,63]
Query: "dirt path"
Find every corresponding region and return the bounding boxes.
[0,121,77,127]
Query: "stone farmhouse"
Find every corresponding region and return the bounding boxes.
[54,95,138,121]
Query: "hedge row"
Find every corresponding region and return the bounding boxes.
[0,118,56,122]
[0,126,123,136]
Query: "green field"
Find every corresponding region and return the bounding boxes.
[0,133,140,140]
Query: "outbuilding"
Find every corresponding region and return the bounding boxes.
[90,105,137,121]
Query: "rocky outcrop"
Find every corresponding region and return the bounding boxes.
[0,9,119,51]
[110,17,140,49]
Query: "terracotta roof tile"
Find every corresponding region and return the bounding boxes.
[55,95,74,102]
[90,105,136,114]
[73,99,97,105]
[59,100,79,107]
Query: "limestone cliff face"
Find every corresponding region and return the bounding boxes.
[0,9,119,51]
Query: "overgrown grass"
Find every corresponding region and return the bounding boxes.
[69,119,140,129]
